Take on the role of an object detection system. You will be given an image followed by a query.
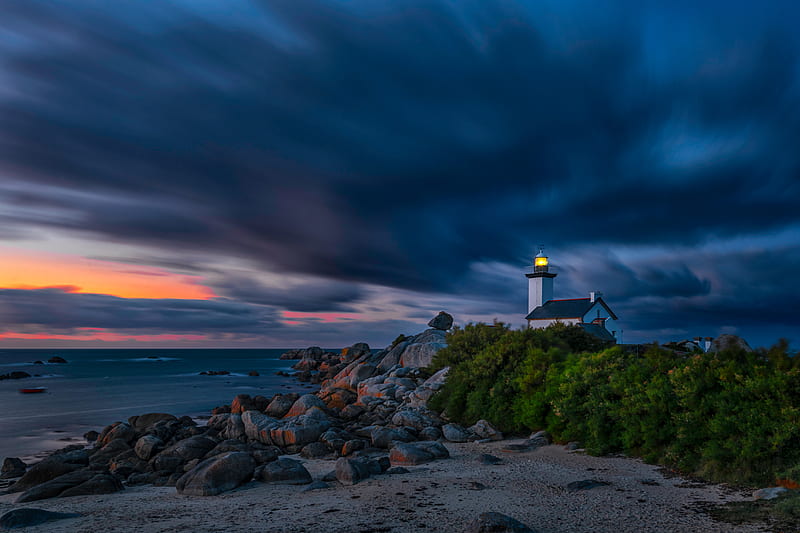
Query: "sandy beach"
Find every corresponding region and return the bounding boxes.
[0,440,765,532]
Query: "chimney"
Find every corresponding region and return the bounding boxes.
[590,291,602,303]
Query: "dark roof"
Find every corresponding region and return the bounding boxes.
[525,297,618,321]
[579,323,617,342]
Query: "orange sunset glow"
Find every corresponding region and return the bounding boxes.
[0,248,215,300]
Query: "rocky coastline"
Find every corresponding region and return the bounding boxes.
[0,313,770,532]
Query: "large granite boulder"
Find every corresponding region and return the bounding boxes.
[9,458,83,493]
[98,422,137,447]
[255,458,312,485]
[129,413,177,433]
[285,394,327,418]
[442,423,473,443]
[268,410,332,451]
[399,336,447,369]
[335,457,372,485]
[391,410,441,431]
[176,452,256,496]
[134,435,163,461]
[389,442,450,466]
[16,470,123,502]
[241,411,281,443]
[428,311,454,331]
[151,436,217,473]
[370,426,416,449]
[711,334,753,353]
[265,394,297,418]
[469,420,503,441]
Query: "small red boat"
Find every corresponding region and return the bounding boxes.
[19,387,47,394]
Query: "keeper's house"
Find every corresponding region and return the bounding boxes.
[524,248,618,342]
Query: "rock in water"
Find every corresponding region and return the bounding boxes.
[0,508,81,529]
[47,356,68,364]
[176,452,256,496]
[427,311,453,331]
[464,512,536,533]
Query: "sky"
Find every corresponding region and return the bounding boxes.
[0,0,798,349]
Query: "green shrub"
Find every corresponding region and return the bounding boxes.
[429,324,800,485]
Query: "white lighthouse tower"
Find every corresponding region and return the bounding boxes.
[526,246,556,314]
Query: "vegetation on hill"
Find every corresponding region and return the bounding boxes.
[429,322,800,485]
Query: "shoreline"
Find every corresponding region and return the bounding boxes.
[0,441,766,532]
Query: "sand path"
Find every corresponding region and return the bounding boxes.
[0,441,766,532]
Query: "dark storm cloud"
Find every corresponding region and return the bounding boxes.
[0,0,799,343]
[0,288,277,334]
[211,275,363,312]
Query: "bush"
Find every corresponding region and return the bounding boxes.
[430,324,800,485]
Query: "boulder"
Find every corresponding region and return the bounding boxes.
[0,509,81,529]
[389,441,450,466]
[176,452,256,496]
[59,473,124,498]
[89,439,131,466]
[255,458,312,485]
[220,413,247,441]
[230,394,259,414]
[128,413,177,433]
[83,430,100,443]
[335,457,372,485]
[134,435,164,461]
[428,311,454,331]
[391,410,440,431]
[9,458,83,493]
[464,512,536,533]
[442,423,473,443]
[318,387,358,410]
[342,439,367,456]
[399,341,447,369]
[265,394,297,418]
[98,422,136,447]
[469,420,503,441]
[48,356,68,364]
[285,394,327,418]
[268,411,332,451]
[342,343,371,363]
[151,436,217,473]
[370,426,416,449]
[300,442,331,459]
[376,341,409,372]
[1,457,27,479]
[16,470,123,502]
[711,334,753,353]
[419,427,443,441]
[241,411,280,443]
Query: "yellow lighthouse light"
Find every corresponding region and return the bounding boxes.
[534,256,548,267]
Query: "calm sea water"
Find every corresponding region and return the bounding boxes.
[0,349,313,462]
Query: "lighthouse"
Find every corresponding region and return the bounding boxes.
[524,247,619,343]
[526,246,556,314]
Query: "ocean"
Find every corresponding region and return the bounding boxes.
[0,349,312,462]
